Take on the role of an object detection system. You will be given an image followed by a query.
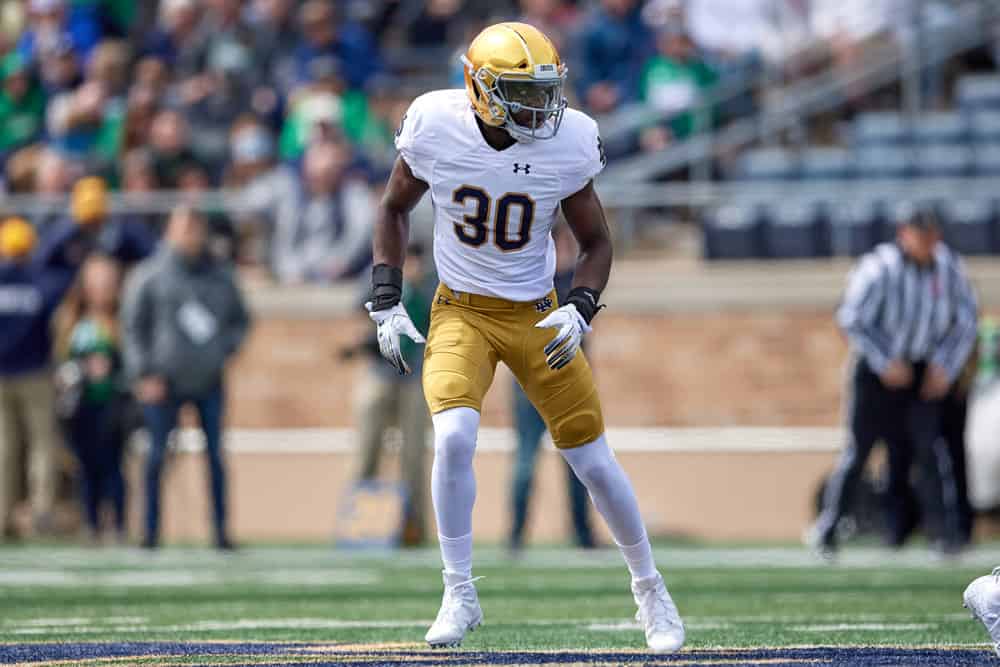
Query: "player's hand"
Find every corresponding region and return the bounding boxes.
[365,302,425,375]
[920,363,952,401]
[879,360,913,389]
[536,304,591,371]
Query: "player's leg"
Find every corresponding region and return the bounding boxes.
[421,294,498,647]
[510,303,683,652]
[509,380,546,551]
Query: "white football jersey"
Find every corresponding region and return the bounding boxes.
[395,89,605,302]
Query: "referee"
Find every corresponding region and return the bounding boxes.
[810,203,979,557]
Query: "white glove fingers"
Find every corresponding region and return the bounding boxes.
[544,324,573,356]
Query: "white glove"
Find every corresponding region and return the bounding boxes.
[535,304,591,371]
[365,302,426,375]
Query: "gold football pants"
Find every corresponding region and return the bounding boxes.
[422,284,604,449]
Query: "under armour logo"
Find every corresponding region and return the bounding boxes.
[513,163,531,174]
[535,297,553,313]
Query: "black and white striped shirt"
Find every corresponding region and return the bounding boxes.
[837,242,978,380]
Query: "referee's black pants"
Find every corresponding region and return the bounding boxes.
[817,359,956,548]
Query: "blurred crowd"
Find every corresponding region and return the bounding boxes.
[0,181,249,548]
[1,0,991,284]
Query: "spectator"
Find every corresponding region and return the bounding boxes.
[121,205,252,550]
[133,56,171,102]
[575,0,653,113]
[182,40,257,176]
[248,0,300,97]
[17,0,102,65]
[0,53,46,157]
[118,85,160,163]
[508,223,595,552]
[809,205,979,558]
[37,34,82,94]
[143,0,203,74]
[116,148,165,242]
[295,0,382,91]
[639,27,718,142]
[518,0,579,54]
[406,0,466,48]
[87,40,131,104]
[274,140,373,284]
[69,173,158,266]
[45,79,121,173]
[0,212,102,541]
[53,254,129,544]
[148,109,202,188]
[176,161,237,262]
[230,120,301,267]
[351,242,434,546]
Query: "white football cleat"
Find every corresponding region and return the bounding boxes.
[963,566,1000,657]
[425,571,483,648]
[632,572,685,653]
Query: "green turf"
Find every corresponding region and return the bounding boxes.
[0,543,994,651]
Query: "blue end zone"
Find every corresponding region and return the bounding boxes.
[0,643,991,666]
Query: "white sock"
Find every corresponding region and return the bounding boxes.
[438,532,473,579]
[617,533,657,581]
[561,434,658,581]
[431,407,480,575]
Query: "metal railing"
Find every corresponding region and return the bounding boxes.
[602,0,1000,184]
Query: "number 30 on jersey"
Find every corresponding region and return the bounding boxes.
[452,186,535,252]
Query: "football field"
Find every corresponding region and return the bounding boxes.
[0,543,996,666]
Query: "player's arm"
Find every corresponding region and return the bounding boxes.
[372,156,428,273]
[368,156,428,375]
[560,179,612,323]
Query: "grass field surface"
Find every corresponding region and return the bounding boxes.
[0,543,996,665]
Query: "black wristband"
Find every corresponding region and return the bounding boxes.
[370,263,403,311]
[566,286,604,325]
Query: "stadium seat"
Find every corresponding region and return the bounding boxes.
[828,200,882,256]
[761,200,829,258]
[731,147,798,180]
[913,145,973,177]
[969,110,1000,143]
[972,143,1000,176]
[956,74,1000,111]
[855,146,912,179]
[703,203,762,260]
[938,199,995,256]
[853,112,909,146]
[911,112,967,145]
[799,147,854,180]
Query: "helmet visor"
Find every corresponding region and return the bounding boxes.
[496,77,564,129]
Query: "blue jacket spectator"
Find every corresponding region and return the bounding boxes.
[17,0,103,64]
[574,0,653,113]
[0,220,90,377]
[0,215,99,541]
[295,0,382,91]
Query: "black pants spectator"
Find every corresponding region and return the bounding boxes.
[817,359,960,548]
[67,399,127,537]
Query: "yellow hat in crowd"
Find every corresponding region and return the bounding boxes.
[0,217,37,260]
[71,176,109,226]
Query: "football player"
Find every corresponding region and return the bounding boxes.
[367,22,685,652]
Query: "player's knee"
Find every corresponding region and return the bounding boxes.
[560,436,616,494]
[432,407,479,466]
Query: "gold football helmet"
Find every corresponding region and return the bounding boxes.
[462,22,567,142]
